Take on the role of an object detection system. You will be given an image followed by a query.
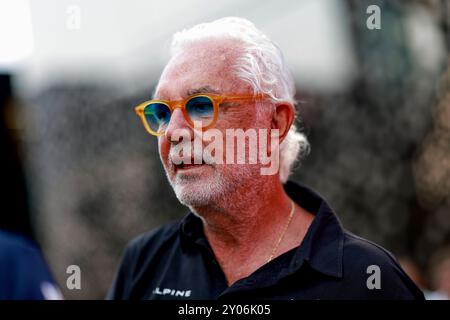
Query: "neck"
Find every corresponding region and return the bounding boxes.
[191,176,293,256]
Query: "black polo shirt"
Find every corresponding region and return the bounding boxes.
[107,181,424,300]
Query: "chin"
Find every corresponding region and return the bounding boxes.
[171,175,224,208]
[167,164,260,208]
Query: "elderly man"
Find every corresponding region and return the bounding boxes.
[108,17,424,300]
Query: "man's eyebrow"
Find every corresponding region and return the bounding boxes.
[187,86,220,96]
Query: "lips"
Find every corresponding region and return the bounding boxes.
[175,159,206,170]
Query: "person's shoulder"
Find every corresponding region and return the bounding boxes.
[0,230,40,259]
[0,230,60,300]
[106,219,183,299]
[342,231,425,299]
[343,231,400,267]
[122,219,181,260]
[130,219,180,247]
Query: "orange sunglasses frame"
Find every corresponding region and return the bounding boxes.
[134,93,271,136]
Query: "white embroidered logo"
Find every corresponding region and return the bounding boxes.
[152,287,192,297]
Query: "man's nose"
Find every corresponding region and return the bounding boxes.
[165,108,193,142]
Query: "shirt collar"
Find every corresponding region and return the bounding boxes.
[285,181,344,278]
[179,180,345,279]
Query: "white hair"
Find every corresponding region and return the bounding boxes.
[170,17,310,183]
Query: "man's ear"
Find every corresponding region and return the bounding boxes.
[271,103,295,144]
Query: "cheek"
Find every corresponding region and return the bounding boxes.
[218,106,258,130]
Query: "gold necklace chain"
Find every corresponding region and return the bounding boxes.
[267,200,295,263]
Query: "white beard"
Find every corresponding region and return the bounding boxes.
[167,163,260,209]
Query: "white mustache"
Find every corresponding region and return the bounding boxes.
[169,141,216,166]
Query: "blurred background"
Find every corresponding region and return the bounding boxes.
[1,0,449,299]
